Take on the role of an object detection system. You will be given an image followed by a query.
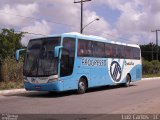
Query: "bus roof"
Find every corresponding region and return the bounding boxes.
[61,32,140,48]
[43,32,140,48]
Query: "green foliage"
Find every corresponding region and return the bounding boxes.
[142,59,160,74]
[142,60,153,74]
[140,43,160,61]
[151,60,160,74]
[0,28,24,61]
[0,28,25,81]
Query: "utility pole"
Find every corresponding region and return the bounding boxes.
[152,43,153,60]
[151,30,160,60]
[74,0,91,34]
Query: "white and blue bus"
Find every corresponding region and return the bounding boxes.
[16,32,142,94]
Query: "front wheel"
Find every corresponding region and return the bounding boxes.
[77,78,87,94]
[125,74,131,87]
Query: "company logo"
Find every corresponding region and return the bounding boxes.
[110,61,122,82]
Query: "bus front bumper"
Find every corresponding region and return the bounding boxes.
[24,81,63,92]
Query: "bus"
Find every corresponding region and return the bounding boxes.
[16,32,142,94]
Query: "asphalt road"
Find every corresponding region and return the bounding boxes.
[0,78,160,115]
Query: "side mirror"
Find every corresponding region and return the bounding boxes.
[16,49,26,61]
[54,46,63,58]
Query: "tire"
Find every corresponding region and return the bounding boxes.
[48,91,56,94]
[77,78,87,94]
[125,74,131,87]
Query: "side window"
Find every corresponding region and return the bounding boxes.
[117,45,124,58]
[92,41,105,57]
[78,39,105,58]
[78,39,92,57]
[133,48,140,59]
[112,44,117,58]
[60,37,75,77]
[98,42,105,57]
[105,43,112,58]
[125,46,129,59]
[125,46,133,59]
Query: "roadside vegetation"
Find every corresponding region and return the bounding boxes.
[0,28,160,90]
[142,59,160,78]
[0,57,24,90]
[141,43,160,78]
[0,28,24,90]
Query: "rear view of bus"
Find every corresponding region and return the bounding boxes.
[16,33,142,94]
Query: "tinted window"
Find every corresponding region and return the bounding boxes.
[24,37,60,77]
[78,39,140,59]
[60,37,75,77]
[112,44,118,58]
[92,41,105,57]
[125,46,132,59]
[78,39,92,57]
[105,43,113,57]
[105,44,125,59]
[133,48,140,59]
[117,45,125,58]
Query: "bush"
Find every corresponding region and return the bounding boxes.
[151,60,160,74]
[142,59,160,74]
[1,56,23,82]
[0,81,23,90]
[142,60,153,74]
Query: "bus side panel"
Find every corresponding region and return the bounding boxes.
[76,57,113,88]
[121,59,142,83]
[60,70,90,91]
[107,58,142,84]
[129,64,142,81]
[69,58,141,90]
[89,66,113,87]
[60,57,90,91]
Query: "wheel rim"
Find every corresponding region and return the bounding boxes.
[79,81,85,91]
[126,75,130,86]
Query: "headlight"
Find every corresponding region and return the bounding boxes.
[23,76,29,82]
[47,75,58,83]
[48,78,58,83]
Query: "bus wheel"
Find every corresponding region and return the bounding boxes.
[125,74,131,87]
[77,78,87,94]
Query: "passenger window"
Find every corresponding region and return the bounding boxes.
[105,43,112,58]
[78,39,92,57]
[92,41,105,57]
[133,48,140,59]
[112,44,117,58]
[117,45,124,58]
[125,46,134,59]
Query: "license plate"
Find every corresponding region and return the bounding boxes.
[35,86,41,90]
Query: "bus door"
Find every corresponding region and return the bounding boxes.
[60,37,76,90]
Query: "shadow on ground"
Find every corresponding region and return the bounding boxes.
[3,84,136,98]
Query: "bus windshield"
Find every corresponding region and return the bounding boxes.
[23,37,60,77]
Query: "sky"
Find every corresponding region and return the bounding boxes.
[0,0,160,46]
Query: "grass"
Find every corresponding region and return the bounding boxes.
[0,81,23,90]
[142,73,160,78]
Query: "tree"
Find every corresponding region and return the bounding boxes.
[0,28,25,80]
[140,43,159,61]
[0,28,24,60]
